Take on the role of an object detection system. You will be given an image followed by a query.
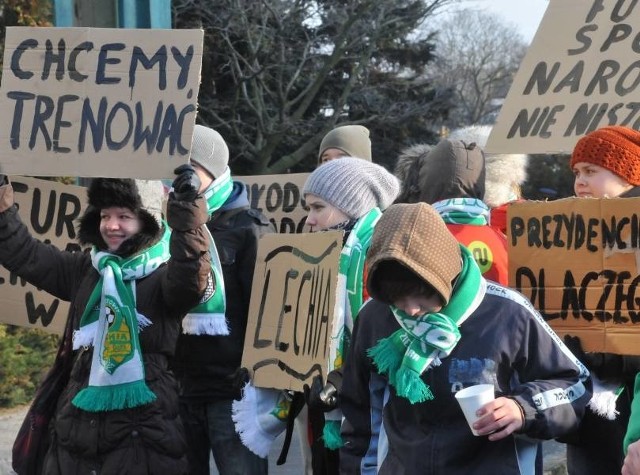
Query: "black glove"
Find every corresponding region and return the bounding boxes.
[564,335,586,362]
[564,335,605,372]
[231,366,250,393]
[304,375,338,412]
[171,164,201,201]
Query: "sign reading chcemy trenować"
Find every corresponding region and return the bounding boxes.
[0,27,203,179]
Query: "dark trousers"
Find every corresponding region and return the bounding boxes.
[180,399,268,475]
[566,399,630,475]
[308,406,339,475]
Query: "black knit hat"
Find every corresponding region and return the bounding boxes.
[87,179,143,211]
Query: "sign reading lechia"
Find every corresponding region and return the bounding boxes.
[242,231,342,391]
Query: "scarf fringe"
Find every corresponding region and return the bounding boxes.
[395,366,434,404]
[136,312,152,330]
[231,383,283,458]
[72,380,156,412]
[588,375,622,421]
[72,322,98,350]
[367,336,403,385]
[182,313,230,336]
[322,420,343,450]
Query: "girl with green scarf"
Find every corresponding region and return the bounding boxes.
[232,156,400,474]
[4,168,212,475]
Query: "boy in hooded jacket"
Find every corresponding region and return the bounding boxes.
[340,202,591,475]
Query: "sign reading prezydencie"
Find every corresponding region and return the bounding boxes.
[508,197,640,355]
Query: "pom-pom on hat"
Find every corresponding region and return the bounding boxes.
[303,157,400,219]
[190,124,229,179]
[318,125,372,163]
[570,126,640,186]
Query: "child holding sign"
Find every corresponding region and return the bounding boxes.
[232,156,399,474]
[5,169,211,475]
[302,157,400,474]
[565,125,640,475]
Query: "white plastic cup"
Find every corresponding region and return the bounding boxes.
[454,384,495,436]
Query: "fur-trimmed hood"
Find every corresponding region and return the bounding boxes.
[78,179,164,256]
[394,139,485,204]
[449,125,529,208]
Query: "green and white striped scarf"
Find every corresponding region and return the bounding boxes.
[368,245,485,404]
[432,198,490,225]
[181,167,233,335]
[323,208,381,449]
[72,225,172,412]
[328,207,381,376]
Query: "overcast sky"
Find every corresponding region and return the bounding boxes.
[459,0,549,43]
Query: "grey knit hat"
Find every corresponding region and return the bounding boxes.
[189,124,229,178]
[318,125,372,163]
[303,157,400,219]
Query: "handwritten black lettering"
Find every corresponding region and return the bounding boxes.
[25,292,58,327]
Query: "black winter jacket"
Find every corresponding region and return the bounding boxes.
[173,183,275,401]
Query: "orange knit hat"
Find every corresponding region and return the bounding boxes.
[570,126,640,185]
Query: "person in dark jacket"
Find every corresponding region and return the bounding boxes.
[340,202,591,475]
[172,125,274,475]
[447,125,529,235]
[230,157,400,475]
[3,167,211,474]
[564,125,640,475]
[394,138,509,285]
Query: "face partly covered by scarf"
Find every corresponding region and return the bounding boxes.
[366,203,485,404]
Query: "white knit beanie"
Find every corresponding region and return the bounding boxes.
[303,157,400,219]
[189,124,229,178]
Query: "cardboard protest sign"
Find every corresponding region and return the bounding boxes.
[487,0,640,154]
[241,173,309,234]
[508,197,640,355]
[0,27,203,179]
[242,231,342,391]
[0,177,87,334]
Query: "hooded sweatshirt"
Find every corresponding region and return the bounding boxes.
[339,203,591,475]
